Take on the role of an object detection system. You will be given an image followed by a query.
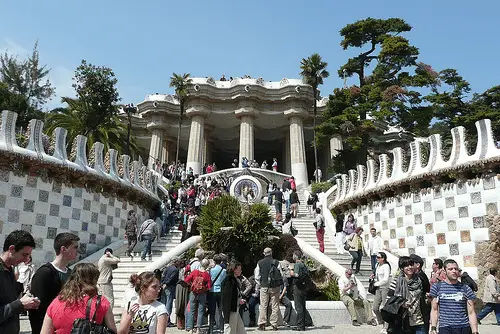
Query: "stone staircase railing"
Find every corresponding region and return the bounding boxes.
[0,110,159,205]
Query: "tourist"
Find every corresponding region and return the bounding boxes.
[208,254,227,331]
[346,227,366,274]
[0,230,39,334]
[244,275,259,327]
[338,268,377,326]
[387,256,427,334]
[313,207,326,253]
[221,260,247,334]
[271,187,284,221]
[255,247,282,331]
[429,258,447,287]
[118,271,168,334]
[138,215,159,261]
[371,252,391,333]
[232,159,238,168]
[429,259,478,334]
[289,176,296,191]
[476,268,500,325]
[289,188,300,218]
[343,214,357,236]
[184,258,212,333]
[154,269,164,303]
[40,263,117,334]
[190,248,205,271]
[313,166,322,182]
[367,228,383,273]
[261,160,268,169]
[282,178,291,191]
[124,210,138,257]
[161,257,180,327]
[186,209,199,239]
[237,273,253,321]
[16,255,35,295]
[290,251,310,331]
[459,269,479,292]
[220,74,227,81]
[175,259,190,330]
[283,187,291,214]
[30,232,80,334]
[335,213,346,254]
[409,253,431,330]
[97,248,121,309]
[272,158,278,172]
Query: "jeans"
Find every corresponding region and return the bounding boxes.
[247,295,259,325]
[477,302,500,324]
[126,235,137,255]
[412,325,426,334]
[275,203,282,215]
[186,292,207,330]
[349,250,362,272]
[207,291,223,330]
[371,255,377,273]
[164,285,176,321]
[438,327,472,334]
[373,286,389,326]
[141,234,154,259]
[285,200,290,214]
[161,215,169,236]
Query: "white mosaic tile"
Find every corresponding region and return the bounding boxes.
[459,242,476,256]
[470,228,490,242]
[435,244,450,257]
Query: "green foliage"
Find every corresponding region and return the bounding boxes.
[197,196,279,275]
[317,17,439,174]
[310,181,333,194]
[0,42,54,127]
[169,73,192,164]
[318,277,341,301]
[273,234,301,263]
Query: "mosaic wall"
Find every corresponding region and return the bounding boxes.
[345,176,498,278]
[0,171,149,266]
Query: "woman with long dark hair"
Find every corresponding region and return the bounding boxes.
[221,260,246,334]
[118,271,167,334]
[40,263,116,334]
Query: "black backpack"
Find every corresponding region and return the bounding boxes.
[71,295,112,334]
[267,260,283,288]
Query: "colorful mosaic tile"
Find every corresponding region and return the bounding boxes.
[486,203,498,215]
[473,216,485,228]
[413,193,421,203]
[426,223,434,234]
[457,182,467,195]
[414,214,422,225]
[26,176,38,188]
[445,197,455,208]
[416,235,424,246]
[23,199,35,212]
[483,176,495,190]
[449,243,459,255]
[428,246,436,256]
[405,205,412,215]
[399,238,406,248]
[460,230,471,242]
[11,185,23,198]
[397,217,404,227]
[463,255,474,267]
[458,206,469,218]
[52,181,62,193]
[433,188,442,198]
[390,229,396,239]
[406,226,414,236]
[447,220,456,231]
[437,233,446,245]
[424,201,432,212]
[435,210,444,221]
[470,192,482,204]
[382,221,388,230]
[389,209,395,218]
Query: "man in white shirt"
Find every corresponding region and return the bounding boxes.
[338,269,377,327]
[367,228,383,273]
[313,167,322,182]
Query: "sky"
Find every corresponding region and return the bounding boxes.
[1,0,499,110]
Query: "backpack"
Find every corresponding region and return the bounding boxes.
[461,274,478,292]
[70,295,111,334]
[267,260,283,288]
[191,272,208,294]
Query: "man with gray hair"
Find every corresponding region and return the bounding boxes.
[338,268,376,326]
[255,247,283,331]
[190,248,205,271]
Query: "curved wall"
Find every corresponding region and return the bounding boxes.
[327,119,500,279]
[0,110,160,267]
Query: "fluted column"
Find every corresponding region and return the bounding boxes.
[148,128,164,169]
[202,126,214,167]
[238,115,254,163]
[284,131,291,175]
[186,115,205,175]
[289,115,308,186]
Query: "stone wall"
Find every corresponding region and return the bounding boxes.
[0,110,160,266]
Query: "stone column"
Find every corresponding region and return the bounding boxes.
[186,115,205,175]
[238,115,254,163]
[284,131,291,175]
[330,134,343,158]
[202,126,214,167]
[147,128,164,170]
[289,115,308,186]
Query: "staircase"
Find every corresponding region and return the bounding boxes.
[111,230,183,317]
[270,189,373,299]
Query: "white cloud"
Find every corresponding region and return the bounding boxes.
[0,38,29,57]
[45,66,74,110]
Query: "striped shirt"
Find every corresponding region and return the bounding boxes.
[429,281,476,328]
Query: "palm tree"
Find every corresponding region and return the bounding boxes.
[169,73,192,165]
[45,97,139,156]
[300,53,329,183]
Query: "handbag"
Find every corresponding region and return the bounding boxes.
[381,293,421,324]
[290,221,298,237]
[343,241,351,251]
[368,279,377,295]
[71,295,113,334]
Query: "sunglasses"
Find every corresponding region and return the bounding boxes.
[376,256,383,259]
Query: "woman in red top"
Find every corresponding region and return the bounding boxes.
[184,259,212,333]
[41,263,117,334]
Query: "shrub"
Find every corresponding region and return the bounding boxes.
[311,181,333,194]
[274,234,301,263]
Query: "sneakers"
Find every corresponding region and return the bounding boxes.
[368,319,378,326]
[352,320,361,326]
[258,324,266,331]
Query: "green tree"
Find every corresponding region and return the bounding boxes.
[169,73,192,164]
[317,18,439,173]
[300,53,329,182]
[0,42,54,126]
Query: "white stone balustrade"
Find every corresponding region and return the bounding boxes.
[0,110,158,201]
[328,119,500,208]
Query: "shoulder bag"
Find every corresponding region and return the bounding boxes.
[71,295,113,334]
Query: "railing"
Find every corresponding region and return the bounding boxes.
[199,167,292,188]
[144,236,202,272]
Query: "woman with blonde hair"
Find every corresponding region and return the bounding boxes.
[118,271,167,334]
[40,263,116,334]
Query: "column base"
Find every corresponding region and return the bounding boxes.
[291,162,308,187]
[186,161,202,176]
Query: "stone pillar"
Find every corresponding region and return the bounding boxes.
[147,128,164,169]
[202,126,214,167]
[284,131,291,175]
[238,115,254,163]
[289,115,308,186]
[330,134,343,158]
[186,115,205,175]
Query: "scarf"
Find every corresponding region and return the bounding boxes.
[394,273,422,301]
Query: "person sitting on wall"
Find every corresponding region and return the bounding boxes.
[338,268,377,327]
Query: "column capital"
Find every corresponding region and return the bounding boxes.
[186,104,211,118]
[284,108,308,119]
[146,121,167,131]
[235,106,259,119]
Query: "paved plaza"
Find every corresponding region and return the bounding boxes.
[19,318,499,334]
